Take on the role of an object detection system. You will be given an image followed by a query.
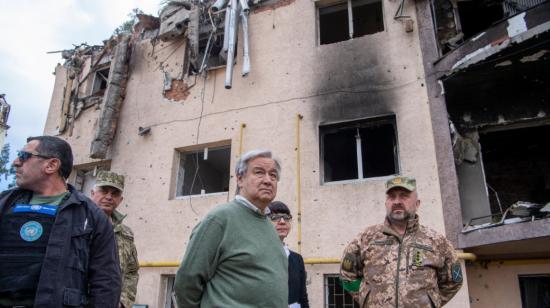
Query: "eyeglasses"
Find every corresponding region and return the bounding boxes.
[17,150,53,162]
[269,213,292,222]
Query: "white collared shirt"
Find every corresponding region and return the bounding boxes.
[283,244,290,257]
[235,195,271,216]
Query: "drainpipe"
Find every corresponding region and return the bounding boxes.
[211,0,228,12]
[222,8,230,55]
[240,8,250,76]
[296,114,303,254]
[347,0,353,39]
[224,0,240,89]
[239,123,246,156]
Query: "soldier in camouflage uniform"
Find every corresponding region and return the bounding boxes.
[91,171,140,308]
[340,176,462,308]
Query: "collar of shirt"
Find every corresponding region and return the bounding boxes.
[235,195,271,216]
[283,244,290,257]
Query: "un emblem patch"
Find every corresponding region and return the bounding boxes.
[20,221,43,242]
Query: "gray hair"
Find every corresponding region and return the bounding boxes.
[235,149,281,194]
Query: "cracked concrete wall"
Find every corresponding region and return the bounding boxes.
[43,0,471,306]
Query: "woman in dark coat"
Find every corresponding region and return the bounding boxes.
[269,201,310,308]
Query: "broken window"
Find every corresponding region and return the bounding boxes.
[519,274,550,308]
[457,0,504,40]
[163,275,177,308]
[72,162,111,197]
[432,0,547,54]
[318,0,384,45]
[193,26,226,73]
[480,125,550,215]
[325,275,360,308]
[320,115,398,183]
[188,8,228,75]
[175,144,231,197]
[91,66,110,95]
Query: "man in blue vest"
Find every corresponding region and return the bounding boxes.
[0,136,121,307]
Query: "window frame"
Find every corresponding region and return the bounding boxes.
[91,65,111,95]
[319,114,399,184]
[324,274,360,308]
[316,0,385,45]
[173,141,232,199]
[70,161,112,197]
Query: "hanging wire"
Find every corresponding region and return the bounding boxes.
[394,0,410,20]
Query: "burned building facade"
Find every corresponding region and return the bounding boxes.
[43,0,549,307]
[418,0,550,306]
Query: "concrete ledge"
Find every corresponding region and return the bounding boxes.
[459,217,550,249]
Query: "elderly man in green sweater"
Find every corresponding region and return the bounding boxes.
[174,149,288,307]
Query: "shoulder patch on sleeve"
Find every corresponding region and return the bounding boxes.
[451,262,463,283]
[341,253,355,272]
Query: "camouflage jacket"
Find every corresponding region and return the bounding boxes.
[113,210,140,308]
[340,215,462,308]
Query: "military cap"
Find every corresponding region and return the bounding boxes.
[95,170,125,192]
[385,176,416,193]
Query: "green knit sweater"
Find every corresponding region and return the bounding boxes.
[174,200,288,308]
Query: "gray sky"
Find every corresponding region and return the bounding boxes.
[0,0,161,189]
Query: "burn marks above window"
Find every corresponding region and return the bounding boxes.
[318,0,384,45]
[320,115,399,183]
[175,144,231,197]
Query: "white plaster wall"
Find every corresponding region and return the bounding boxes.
[42,0,472,306]
[467,261,550,308]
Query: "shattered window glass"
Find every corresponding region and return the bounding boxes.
[72,162,111,197]
[320,115,398,182]
[175,145,231,197]
[92,66,110,95]
[319,0,384,45]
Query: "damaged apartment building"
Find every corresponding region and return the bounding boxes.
[42,0,549,306]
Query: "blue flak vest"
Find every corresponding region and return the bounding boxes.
[0,204,57,302]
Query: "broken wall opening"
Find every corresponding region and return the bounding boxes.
[318,0,384,45]
[191,26,227,74]
[443,29,550,226]
[457,0,504,41]
[320,115,398,182]
[91,66,111,95]
[70,161,112,198]
[431,0,548,54]
[480,125,550,214]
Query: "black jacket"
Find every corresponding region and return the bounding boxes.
[0,185,121,307]
[288,250,309,308]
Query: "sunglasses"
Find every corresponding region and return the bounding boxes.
[17,150,53,162]
[269,213,292,222]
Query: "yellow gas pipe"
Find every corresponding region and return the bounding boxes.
[140,253,477,267]
[295,114,303,254]
[239,123,246,156]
